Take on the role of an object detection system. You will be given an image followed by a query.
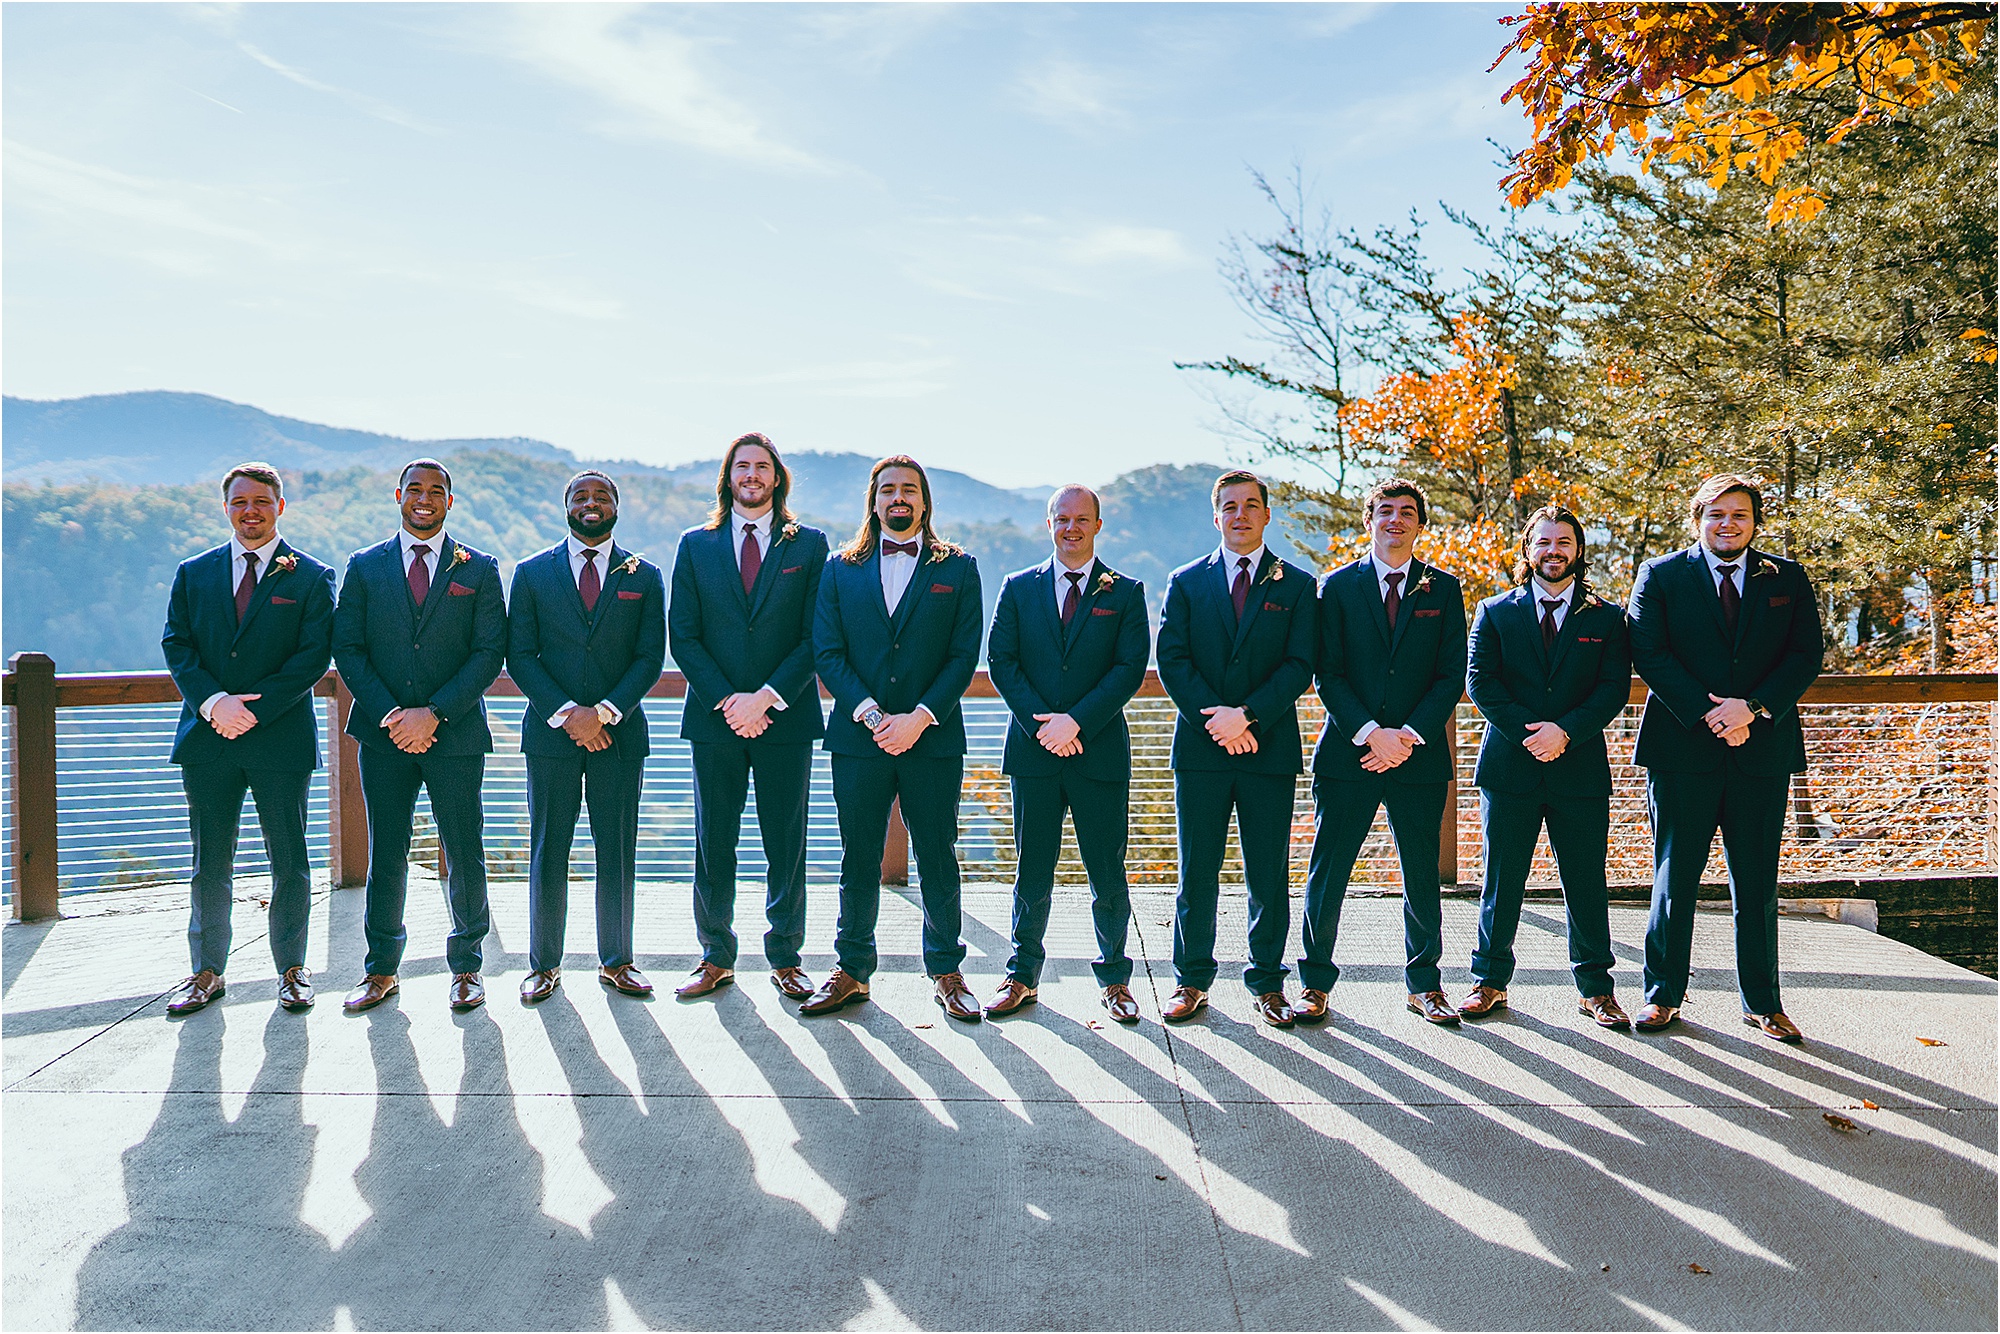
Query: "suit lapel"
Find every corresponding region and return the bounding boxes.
[1734,547,1769,651]
[1688,546,1730,640]
[1061,560,1102,653]
[889,545,932,638]
[1030,560,1064,655]
[708,526,750,615]
[1547,584,1585,675]
[1354,558,1392,648]
[860,548,893,632]
[746,524,785,616]
[551,543,592,628]
[1510,584,1550,672]
[1230,551,1275,653]
[412,533,452,639]
[231,540,292,645]
[589,543,628,634]
[1387,560,1426,656]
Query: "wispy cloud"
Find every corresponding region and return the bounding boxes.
[501,6,828,172]
[685,358,954,400]
[1015,58,1130,129]
[237,42,440,132]
[900,213,1195,302]
[4,142,621,321]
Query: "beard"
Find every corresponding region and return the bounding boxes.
[880,509,918,535]
[1535,554,1575,584]
[569,513,617,541]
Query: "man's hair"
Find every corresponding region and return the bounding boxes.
[1210,470,1268,510]
[565,469,620,503]
[708,432,794,530]
[399,457,452,493]
[1047,484,1101,520]
[220,461,284,501]
[1361,477,1428,525]
[1688,473,1763,531]
[840,455,957,563]
[1510,505,1591,587]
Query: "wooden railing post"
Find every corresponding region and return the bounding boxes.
[1438,707,1460,887]
[325,677,368,888]
[882,797,910,886]
[8,653,61,920]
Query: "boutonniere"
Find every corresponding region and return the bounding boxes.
[617,553,643,576]
[780,522,801,544]
[1411,569,1434,595]
[272,552,299,575]
[448,544,471,570]
[925,544,953,564]
[1753,558,1779,579]
[1096,569,1117,593]
[1264,563,1284,583]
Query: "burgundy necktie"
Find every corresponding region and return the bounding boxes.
[579,548,600,612]
[883,540,920,557]
[1718,563,1740,635]
[1541,597,1562,650]
[1383,570,1404,631]
[1231,557,1251,620]
[235,551,259,623]
[740,524,762,594]
[1061,571,1084,627]
[408,543,431,605]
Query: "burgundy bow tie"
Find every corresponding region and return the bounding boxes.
[882,540,920,557]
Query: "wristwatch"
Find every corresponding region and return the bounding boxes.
[862,706,886,730]
[1747,698,1772,721]
[1239,706,1259,729]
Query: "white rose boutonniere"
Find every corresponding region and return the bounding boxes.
[1754,558,1779,579]
[449,545,471,570]
[1096,570,1117,594]
[272,552,299,575]
[618,553,643,576]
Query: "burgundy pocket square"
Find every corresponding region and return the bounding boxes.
[269,596,296,605]
[1769,595,1791,606]
[781,565,804,574]
[447,582,476,596]
[1091,606,1117,616]
[930,583,954,594]
[616,590,643,600]
[1413,608,1442,618]
[1262,601,1285,611]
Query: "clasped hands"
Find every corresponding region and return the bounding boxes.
[1703,693,1753,747]
[385,706,440,754]
[872,709,932,757]
[559,704,615,752]
[208,693,262,740]
[1201,705,1258,756]
[717,686,784,740]
[1359,724,1418,773]
[1033,711,1083,757]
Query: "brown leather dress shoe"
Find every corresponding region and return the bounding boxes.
[674,962,734,999]
[1101,984,1141,1024]
[342,974,399,1013]
[1162,986,1208,1023]
[1578,994,1630,1029]
[1294,988,1330,1022]
[600,964,654,997]
[278,965,315,1011]
[449,974,485,1010]
[1252,992,1296,1028]
[984,979,1037,1017]
[1633,1002,1680,1032]
[1407,991,1461,1025]
[770,967,814,1000]
[1743,1010,1804,1042]
[934,972,982,1023]
[520,969,562,1003]
[799,968,869,1015]
[1457,984,1507,1018]
[167,970,225,1016]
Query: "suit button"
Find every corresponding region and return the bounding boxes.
[230,651,237,658]
[890,676,898,683]
[893,642,900,650]
[413,643,420,651]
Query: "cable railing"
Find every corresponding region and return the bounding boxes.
[3,653,1994,915]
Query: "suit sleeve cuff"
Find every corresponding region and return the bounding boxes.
[597,701,623,726]
[200,692,227,722]
[1352,721,1378,746]
[852,696,879,723]
[916,704,938,726]
[1401,725,1425,745]
[550,701,578,728]
[761,684,788,712]
[380,709,398,728]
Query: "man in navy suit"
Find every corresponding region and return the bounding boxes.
[668,433,829,1002]
[332,459,507,1013]
[1628,474,1823,1040]
[800,456,984,1021]
[1156,470,1318,1028]
[507,470,668,1004]
[161,462,336,1014]
[984,485,1149,1022]
[1304,478,1468,1025]
[1459,506,1632,1028]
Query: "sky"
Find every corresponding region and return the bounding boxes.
[4,2,1537,487]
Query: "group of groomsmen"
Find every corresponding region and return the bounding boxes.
[161,438,1824,1045]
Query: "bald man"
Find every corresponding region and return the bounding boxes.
[984,486,1150,1021]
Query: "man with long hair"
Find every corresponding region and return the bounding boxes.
[1458,506,1631,1027]
[800,456,985,1020]
[1627,474,1823,1039]
[667,433,830,1001]
[507,470,668,1004]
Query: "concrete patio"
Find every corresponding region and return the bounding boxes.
[4,875,1994,1331]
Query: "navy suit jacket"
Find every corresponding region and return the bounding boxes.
[1466,583,1632,796]
[668,520,829,745]
[162,539,336,769]
[1156,549,1317,774]
[986,558,1149,782]
[506,540,667,760]
[1628,545,1823,776]
[332,533,507,756]
[1312,556,1468,785]
[814,541,982,759]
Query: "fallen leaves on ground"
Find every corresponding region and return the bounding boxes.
[1917,1036,1948,1046]
[914,1023,933,1029]
[1686,1262,1710,1274]
[1824,1112,1859,1132]
[1861,1099,1880,1110]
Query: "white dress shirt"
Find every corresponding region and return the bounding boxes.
[382,528,452,726]
[1353,551,1426,747]
[200,533,283,721]
[851,534,937,727]
[549,532,624,729]
[1053,555,1096,618]
[1701,543,1748,600]
[721,508,786,713]
[1213,543,1269,597]
[1530,576,1574,632]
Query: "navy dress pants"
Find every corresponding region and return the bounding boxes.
[1005,770,1133,988]
[1300,775,1448,994]
[179,761,313,976]
[1172,769,1295,995]
[689,739,811,971]
[358,745,490,977]
[829,752,966,981]
[1644,767,1790,1013]
[525,749,644,973]
[1469,786,1615,996]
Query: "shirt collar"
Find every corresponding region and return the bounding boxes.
[1530,576,1574,605]
[1215,543,1267,571]
[1701,544,1749,578]
[568,532,614,561]
[732,508,773,537]
[400,528,444,557]
[1054,552,1095,578]
[1370,551,1414,581]
[230,533,281,562]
